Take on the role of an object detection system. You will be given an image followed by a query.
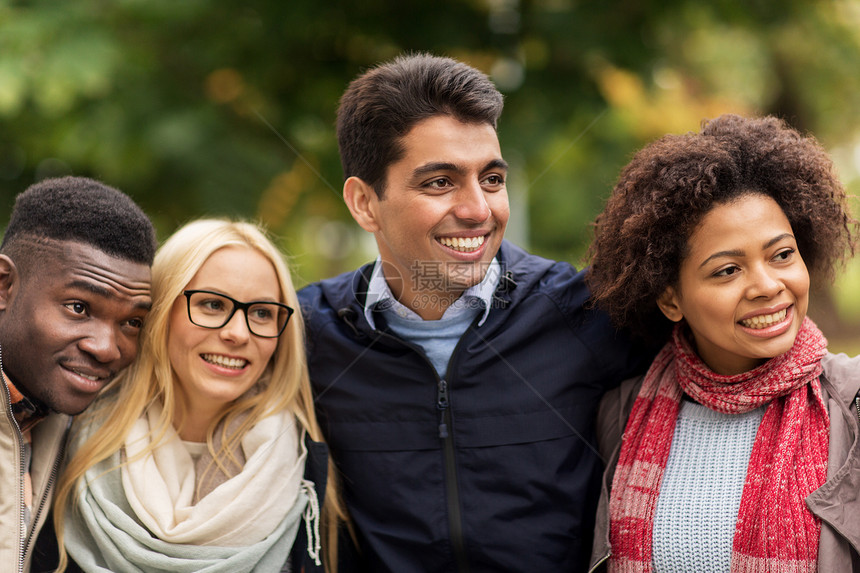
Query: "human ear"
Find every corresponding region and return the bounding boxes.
[0,255,17,311]
[657,286,684,322]
[343,176,381,233]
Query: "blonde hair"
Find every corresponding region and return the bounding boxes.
[54,219,347,571]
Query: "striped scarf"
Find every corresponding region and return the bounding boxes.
[608,317,829,573]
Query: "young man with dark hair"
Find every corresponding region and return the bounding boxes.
[298,53,646,571]
[0,176,156,572]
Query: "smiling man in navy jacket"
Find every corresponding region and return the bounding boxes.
[298,53,647,572]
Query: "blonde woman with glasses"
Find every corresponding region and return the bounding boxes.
[52,219,346,572]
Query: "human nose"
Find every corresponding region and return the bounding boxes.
[219,308,251,343]
[746,264,783,299]
[78,322,123,364]
[453,181,491,223]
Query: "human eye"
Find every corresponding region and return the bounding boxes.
[423,177,453,191]
[192,294,229,315]
[772,248,795,262]
[125,316,145,330]
[248,304,275,323]
[481,173,506,189]
[121,316,146,335]
[201,299,226,312]
[64,302,88,316]
[713,265,741,278]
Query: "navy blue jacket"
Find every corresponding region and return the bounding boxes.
[298,241,647,572]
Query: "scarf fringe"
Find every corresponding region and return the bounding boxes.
[302,479,322,566]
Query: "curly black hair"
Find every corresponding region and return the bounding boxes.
[1,176,156,267]
[587,114,856,340]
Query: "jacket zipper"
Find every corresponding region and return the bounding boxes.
[23,418,69,561]
[438,317,481,573]
[15,427,26,573]
[437,379,450,439]
[436,378,469,572]
[370,321,475,572]
[2,378,27,573]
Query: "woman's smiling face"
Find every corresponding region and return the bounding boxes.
[168,245,280,417]
[657,193,810,375]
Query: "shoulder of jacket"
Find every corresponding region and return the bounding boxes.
[600,375,644,420]
[498,243,587,308]
[822,352,860,404]
[500,241,576,279]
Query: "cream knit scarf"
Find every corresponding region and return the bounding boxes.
[64,401,319,572]
[122,403,310,547]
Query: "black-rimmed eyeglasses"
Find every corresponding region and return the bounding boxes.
[183,290,294,338]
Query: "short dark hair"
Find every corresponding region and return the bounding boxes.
[336,52,504,196]
[587,114,857,339]
[1,176,156,266]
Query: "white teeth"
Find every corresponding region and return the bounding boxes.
[438,235,485,252]
[740,309,787,329]
[74,371,99,381]
[202,354,248,369]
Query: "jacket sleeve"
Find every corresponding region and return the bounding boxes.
[595,375,644,462]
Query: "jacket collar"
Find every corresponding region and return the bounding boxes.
[318,240,558,335]
[362,257,501,329]
[2,368,48,428]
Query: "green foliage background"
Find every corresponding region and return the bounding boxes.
[2,0,860,349]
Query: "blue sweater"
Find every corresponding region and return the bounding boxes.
[653,401,763,572]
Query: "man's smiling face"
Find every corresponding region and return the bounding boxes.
[0,240,152,415]
[360,115,509,318]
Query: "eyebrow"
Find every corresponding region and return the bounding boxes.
[193,288,281,304]
[68,280,153,311]
[764,233,794,249]
[411,158,509,179]
[697,232,796,269]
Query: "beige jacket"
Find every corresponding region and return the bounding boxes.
[1,383,70,573]
[590,352,860,572]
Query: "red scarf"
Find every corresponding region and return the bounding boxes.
[608,317,829,572]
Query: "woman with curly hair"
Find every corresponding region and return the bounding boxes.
[52,219,348,572]
[587,114,860,572]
